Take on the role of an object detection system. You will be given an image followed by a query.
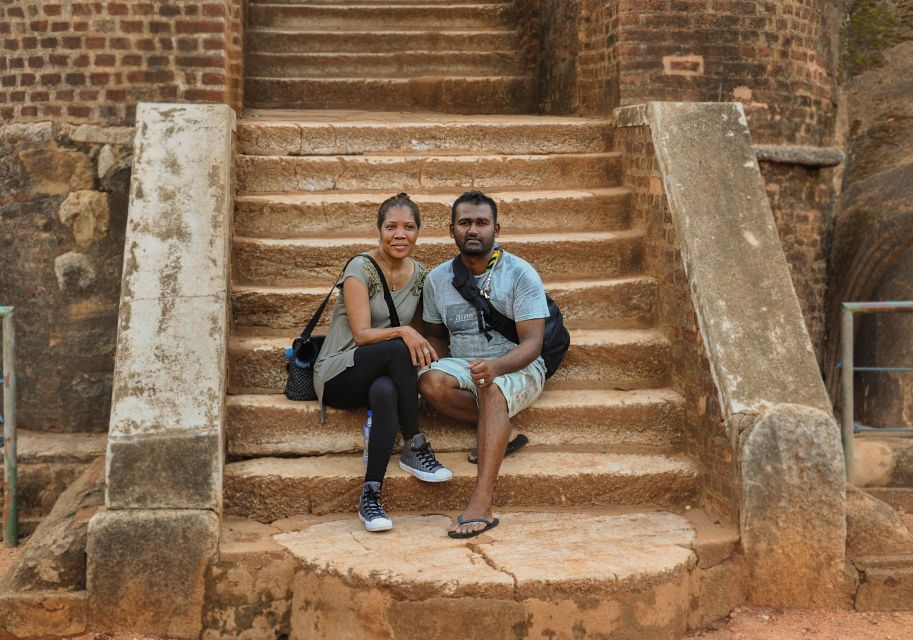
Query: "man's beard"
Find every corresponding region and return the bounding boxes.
[459,235,493,256]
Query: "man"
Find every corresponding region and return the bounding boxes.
[419,190,548,538]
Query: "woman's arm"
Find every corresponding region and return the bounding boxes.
[410,300,450,358]
[343,277,438,367]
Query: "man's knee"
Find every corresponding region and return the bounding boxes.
[418,370,456,403]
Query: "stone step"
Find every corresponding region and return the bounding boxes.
[226,328,670,394]
[232,275,656,333]
[244,76,535,113]
[223,450,700,522]
[246,51,524,78]
[226,388,685,458]
[236,152,621,193]
[864,487,913,514]
[0,430,106,526]
[238,111,613,156]
[234,188,630,237]
[248,3,515,30]
[250,0,513,4]
[205,510,739,640]
[231,230,643,286]
[245,28,517,53]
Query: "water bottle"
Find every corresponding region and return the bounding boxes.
[362,410,372,465]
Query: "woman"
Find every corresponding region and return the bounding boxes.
[314,193,453,532]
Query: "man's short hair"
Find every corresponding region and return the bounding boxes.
[451,190,498,224]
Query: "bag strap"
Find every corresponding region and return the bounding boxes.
[296,253,401,342]
[359,254,401,327]
[450,254,519,344]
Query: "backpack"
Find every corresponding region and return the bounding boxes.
[450,254,570,379]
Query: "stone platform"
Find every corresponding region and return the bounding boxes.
[204,509,742,640]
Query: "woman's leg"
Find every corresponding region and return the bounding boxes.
[322,339,420,441]
[364,376,398,483]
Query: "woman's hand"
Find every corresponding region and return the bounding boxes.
[398,326,438,368]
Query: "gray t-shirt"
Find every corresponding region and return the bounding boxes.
[423,250,548,364]
[314,254,428,402]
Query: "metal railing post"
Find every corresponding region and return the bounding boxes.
[841,306,854,483]
[1,306,17,547]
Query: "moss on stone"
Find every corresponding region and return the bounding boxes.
[842,0,913,79]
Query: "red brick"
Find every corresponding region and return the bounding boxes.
[28,20,49,32]
[202,4,226,18]
[108,3,128,16]
[28,90,49,102]
[120,20,143,34]
[40,37,57,48]
[48,54,68,66]
[21,105,38,116]
[84,36,106,48]
[64,72,86,86]
[175,20,222,35]
[40,73,61,86]
[89,72,108,86]
[26,56,44,69]
[43,5,62,17]
[72,54,90,68]
[51,21,69,32]
[183,88,222,101]
[132,3,155,15]
[201,72,225,85]
[62,36,82,49]
[159,4,182,17]
[176,55,223,68]
[19,73,35,86]
[66,104,91,117]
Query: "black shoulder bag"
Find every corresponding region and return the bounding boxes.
[284,254,401,402]
[450,253,570,379]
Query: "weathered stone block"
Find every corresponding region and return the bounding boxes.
[53,251,96,293]
[740,404,846,606]
[846,488,913,560]
[86,509,219,638]
[106,430,221,510]
[0,591,87,639]
[58,190,110,247]
[202,519,295,640]
[1,458,104,592]
[19,148,94,195]
[69,124,135,146]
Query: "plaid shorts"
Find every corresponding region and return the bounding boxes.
[418,357,545,418]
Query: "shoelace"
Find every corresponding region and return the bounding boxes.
[361,488,387,520]
[414,441,443,471]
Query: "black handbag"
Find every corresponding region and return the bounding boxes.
[284,254,401,402]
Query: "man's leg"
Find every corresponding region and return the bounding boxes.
[418,369,478,423]
[450,383,511,536]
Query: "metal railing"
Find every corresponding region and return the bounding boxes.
[841,301,913,482]
[0,306,16,547]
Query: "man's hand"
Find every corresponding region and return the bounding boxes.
[469,358,500,388]
[469,317,545,387]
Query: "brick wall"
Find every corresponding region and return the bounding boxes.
[0,0,244,125]
[522,0,841,146]
[618,123,738,523]
[759,161,835,363]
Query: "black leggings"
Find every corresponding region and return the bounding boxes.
[322,339,420,484]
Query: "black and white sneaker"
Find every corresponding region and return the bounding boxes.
[399,433,453,482]
[358,481,392,532]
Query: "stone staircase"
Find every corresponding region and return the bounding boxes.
[213,108,741,638]
[244,0,535,112]
[209,2,741,638]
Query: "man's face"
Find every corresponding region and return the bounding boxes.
[451,202,499,256]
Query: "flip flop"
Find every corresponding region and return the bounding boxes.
[447,515,500,539]
[467,433,529,464]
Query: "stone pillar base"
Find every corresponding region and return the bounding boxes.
[87,509,219,638]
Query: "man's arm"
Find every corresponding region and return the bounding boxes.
[421,320,451,359]
[468,317,544,384]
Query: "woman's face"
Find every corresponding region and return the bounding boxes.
[378,205,419,260]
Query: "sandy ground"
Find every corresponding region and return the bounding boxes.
[0,538,25,576]
[688,606,913,639]
[48,611,913,640]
